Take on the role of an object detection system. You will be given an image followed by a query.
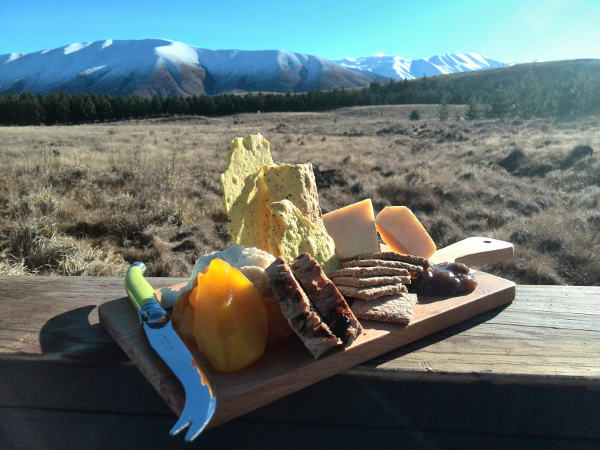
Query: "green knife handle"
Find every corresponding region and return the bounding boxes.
[125,262,159,312]
[125,262,169,328]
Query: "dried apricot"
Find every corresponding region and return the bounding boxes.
[189,259,268,373]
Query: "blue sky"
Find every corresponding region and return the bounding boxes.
[1,0,598,62]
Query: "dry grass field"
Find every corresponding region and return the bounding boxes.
[1,104,599,285]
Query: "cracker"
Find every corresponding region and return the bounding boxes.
[342,252,429,268]
[350,293,418,325]
[331,275,411,288]
[341,258,423,273]
[330,266,410,278]
[336,284,408,301]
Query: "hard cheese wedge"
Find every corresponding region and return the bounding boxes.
[226,168,273,253]
[270,200,339,275]
[221,133,274,214]
[262,163,324,228]
[221,134,275,253]
[221,134,338,273]
[375,206,436,258]
[323,199,380,259]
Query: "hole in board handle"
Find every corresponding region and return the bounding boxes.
[483,240,492,244]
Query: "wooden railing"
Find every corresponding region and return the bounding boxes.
[1,276,599,448]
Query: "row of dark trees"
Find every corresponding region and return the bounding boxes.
[1,59,599,125]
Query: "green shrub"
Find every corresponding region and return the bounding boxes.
[438,102,449,121]
[465,98,490,120]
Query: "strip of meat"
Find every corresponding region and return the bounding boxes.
[337,284,408,301]
[341,252,430,268]
[350,293,418,325]
[330,266,410,278]
[341,258,424,274]
[265,257,342,358]
[290,253,363,346]
[331,275,411,288]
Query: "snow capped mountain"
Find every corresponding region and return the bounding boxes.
[0,40,508,97]
[0,39,381,97]
[336,52,507,80]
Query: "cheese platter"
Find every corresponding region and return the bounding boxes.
[99,133,518,438]
[99,236,515,429]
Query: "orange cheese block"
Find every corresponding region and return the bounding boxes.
[375,206,436,258]
[323,199,380,259]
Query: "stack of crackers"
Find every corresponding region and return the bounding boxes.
[330,252,430,325]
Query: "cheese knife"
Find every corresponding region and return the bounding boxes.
[125,262,216,442]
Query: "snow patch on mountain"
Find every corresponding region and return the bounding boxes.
[79,65,106,76]
[155,40,199,66]
[64,42,94,55]
[5,53,22,63]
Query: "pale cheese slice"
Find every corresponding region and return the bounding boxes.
[322,199,380,259]
[375,206,436,259]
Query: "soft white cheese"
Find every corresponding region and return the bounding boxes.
[160,244,275,308]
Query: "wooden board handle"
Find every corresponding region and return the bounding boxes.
[429,237,513,266]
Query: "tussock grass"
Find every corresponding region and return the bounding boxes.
[1,105,598,285]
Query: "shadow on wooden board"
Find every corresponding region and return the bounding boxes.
[39,304,127,360]
[366,301,511,363]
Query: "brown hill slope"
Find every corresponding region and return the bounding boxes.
[0,105,598,285]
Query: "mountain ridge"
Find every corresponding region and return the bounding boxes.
[1,39,507,97]
[335,52,508,79]
[0,39,384,97]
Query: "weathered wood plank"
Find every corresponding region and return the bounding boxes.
[2,277,598,386]
[2,405,598,450]
[501,285,600,314]
[245,374,600,440]
[356,285,600,384]
[0,275,184,356]
[2,366,599,441]
[1,277,599,442]
[0,358,170,414]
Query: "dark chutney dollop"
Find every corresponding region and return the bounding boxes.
[410,262,478,296]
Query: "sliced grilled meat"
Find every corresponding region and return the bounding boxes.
[265,257,342,358]
[290,253,363,346]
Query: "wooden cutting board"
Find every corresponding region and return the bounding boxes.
[99,236,515,429]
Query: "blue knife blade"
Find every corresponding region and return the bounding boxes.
[125,262,217,442]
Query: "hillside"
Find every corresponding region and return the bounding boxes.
[0,105,598,287]
[372,59,600,119]
[0,39,381,97]
[0,39,512,99]
[2,58,599,125]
